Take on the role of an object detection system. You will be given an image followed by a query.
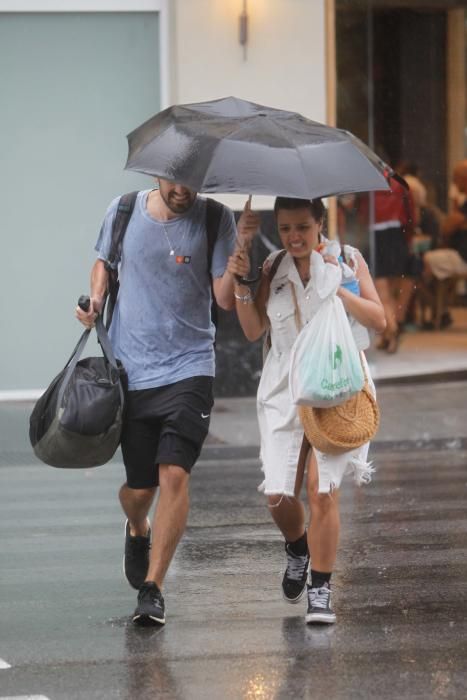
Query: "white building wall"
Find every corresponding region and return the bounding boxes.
[171,0,325,119]
[0,0,328,396]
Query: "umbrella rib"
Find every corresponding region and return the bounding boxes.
[294,146,316,200]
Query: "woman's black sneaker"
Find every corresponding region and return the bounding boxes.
[282,543,310,603]
[305,582,336,624]
[133,582,165,626]
[123,519,151,590]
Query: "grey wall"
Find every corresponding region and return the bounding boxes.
[0,12,160,391]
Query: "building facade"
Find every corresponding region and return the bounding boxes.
[1,0,466,396]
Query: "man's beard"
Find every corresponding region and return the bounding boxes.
[160,189,196,214]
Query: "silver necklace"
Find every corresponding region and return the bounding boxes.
[161,223,188,256]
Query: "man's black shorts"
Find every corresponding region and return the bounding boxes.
[121,376,214,489]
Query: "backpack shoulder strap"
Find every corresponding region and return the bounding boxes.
[107,191,139,267]
[205,197,225,273]
[267,249,287,281]
[262,249,287,364]
[105,190,138,329]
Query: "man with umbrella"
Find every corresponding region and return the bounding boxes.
[77,177,259,625]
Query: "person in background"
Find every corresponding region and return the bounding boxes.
[424,159,467,285]
[359,176,415,353]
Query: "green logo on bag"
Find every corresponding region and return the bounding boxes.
[332,344,343,370]
[321,376,350,393]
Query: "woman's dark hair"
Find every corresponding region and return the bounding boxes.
[273,196,325,223]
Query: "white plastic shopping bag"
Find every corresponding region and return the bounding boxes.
[289,252,364,408]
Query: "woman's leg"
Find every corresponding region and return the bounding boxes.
[268,493,306,542]
[268,493,309,603]
[306,451,340,574]
[267,440,311,603]
[266,434,309,541]
[374,277,399,353]
[305,451,339,623]
[393,275,415,326]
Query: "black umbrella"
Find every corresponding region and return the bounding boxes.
[125,97,391,199]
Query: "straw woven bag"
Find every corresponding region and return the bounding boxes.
[298,380,379,455]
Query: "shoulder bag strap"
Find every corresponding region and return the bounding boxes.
[262,249,288,361]
[268,249,287,281]
[289,282,302,332]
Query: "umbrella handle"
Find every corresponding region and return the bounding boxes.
[235,195,256,285]
[234,269,261,287]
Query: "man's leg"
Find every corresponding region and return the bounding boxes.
[119,484,156,590]
[119,401,160,591]
[132,376,212,625]
[119,484,156,536]
[132,464,190,626]
[145,464,190,588]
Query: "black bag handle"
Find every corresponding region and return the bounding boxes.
[75,295,119,369]
[57,315,121,412]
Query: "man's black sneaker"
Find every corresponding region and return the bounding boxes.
[133,582,165,626]
[123,519,151,590]
[282,542,310,603]
[305,582,336,624]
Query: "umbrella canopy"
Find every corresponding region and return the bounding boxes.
[125,96,391,199]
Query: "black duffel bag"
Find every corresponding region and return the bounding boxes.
[29,315,125,468]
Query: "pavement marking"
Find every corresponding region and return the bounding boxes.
[0,696,51,700]
[0,658,11,669]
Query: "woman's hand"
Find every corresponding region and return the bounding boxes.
[236,198,260,249]
[227,249,250,279]
[321,253,339,266]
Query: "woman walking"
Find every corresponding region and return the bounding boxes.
[228,197,386,624]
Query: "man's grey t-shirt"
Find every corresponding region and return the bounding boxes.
[95,190,236,390]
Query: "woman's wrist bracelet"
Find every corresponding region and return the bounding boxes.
[234,289,253,304]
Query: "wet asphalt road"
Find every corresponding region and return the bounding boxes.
[1,394,467,700]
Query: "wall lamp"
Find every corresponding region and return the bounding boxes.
[239,0,248,60]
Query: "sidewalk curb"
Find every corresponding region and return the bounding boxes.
[374,369,467,387]
[200,436,467,461]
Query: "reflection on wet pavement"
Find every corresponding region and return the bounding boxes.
[0,422,466,698]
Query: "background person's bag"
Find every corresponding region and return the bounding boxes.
[29,315,125,468]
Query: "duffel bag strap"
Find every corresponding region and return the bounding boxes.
[94,315,120,370]
[56,315,121,412]
[63,328,92,370]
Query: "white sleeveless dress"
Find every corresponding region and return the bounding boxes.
[257,248,376,496]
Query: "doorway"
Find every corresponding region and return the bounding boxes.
[336,2,449,210]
